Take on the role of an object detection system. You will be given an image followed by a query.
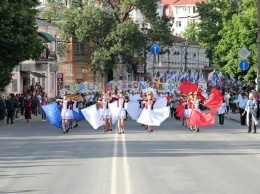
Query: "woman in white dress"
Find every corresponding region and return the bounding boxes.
[113,90,129,134]
[137,92,160,132]
[97,92,112,133]
[58,92,73,133]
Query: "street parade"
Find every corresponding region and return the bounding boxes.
[6,73,249,135]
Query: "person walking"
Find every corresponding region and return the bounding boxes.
[32,94,39,116]
[41,97,48,122]
[218,99,227,126]
[243,92,258,133]
[113,90,129,134]
[0,95,6,123]
[24,95,32,123]
[5,96,15,124]
[237,92,248,125]
[19,94,25,116]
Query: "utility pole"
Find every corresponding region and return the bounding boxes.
[258,0,260,90]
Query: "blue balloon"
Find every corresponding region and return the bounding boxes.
[42,102,62,129]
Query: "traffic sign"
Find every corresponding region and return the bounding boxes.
[238,47,250,59]
[239,60,249,70]
[150,44,160,54]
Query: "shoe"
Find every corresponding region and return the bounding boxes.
[75,124,78,127]
[42,120,44,122]
[248,130,251,133]
[182,123,184,126]
[118,132,121,134]
[253,131,257,133]
[110,129,112,131]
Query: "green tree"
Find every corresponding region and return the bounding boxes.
[196,0,240,64]
[182,22,199,41]
[215,0,257,81]
[0,0,44,88]
[59,0,173,79]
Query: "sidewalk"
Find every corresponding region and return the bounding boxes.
[0,112,42,125]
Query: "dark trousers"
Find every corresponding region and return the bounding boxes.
[0,110,5,121]
[42,107,46,120]
[33,106,38,116]
[239,108,246,125]
[248,112,256,132]
[20,106,24,115]
[170,107,174,118]
[7,110,14,124]
[219,113,225,125]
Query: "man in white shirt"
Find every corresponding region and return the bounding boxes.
[237,92,248,125]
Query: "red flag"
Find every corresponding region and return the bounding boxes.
[203,89,223,112]
[189,110,215,126]
[177,82,203,95]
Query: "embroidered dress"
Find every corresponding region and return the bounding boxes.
[137,100,161,126]
[61,100,73,119]
[100,101,112,119]
[116,97,126,119]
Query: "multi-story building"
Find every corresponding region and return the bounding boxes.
[146,35,209,81]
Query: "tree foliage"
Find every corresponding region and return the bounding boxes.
[196,0,257,81]
[59,0,173,77]
[182,22,199,41]
[0,0,44,88]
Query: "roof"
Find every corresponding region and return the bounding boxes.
[161,0,203,5]
[38,32,56,42]
[36,19,57,28]
[171,35,200,46]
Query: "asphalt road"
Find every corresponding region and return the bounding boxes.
[0,114,260,194]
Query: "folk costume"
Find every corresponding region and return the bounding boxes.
[137,92,170,132]
[97,92,113,133]
[58,92,73,133]
[112,90,129,134]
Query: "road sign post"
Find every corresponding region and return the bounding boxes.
[150,44,160,78]
[239,60,249,71]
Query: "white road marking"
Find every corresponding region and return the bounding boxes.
[122,134,131,194]
[111,133,131,194]
[111,134,118,194]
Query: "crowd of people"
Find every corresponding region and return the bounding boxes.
[1,81,259,134]
[0,92,48,124]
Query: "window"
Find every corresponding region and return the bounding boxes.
[50,73,55,91]
[12,79,17,92]
[66,63,71,74]
[50,42,55,51]
[176,21,182,27]
[193,6,196,13]
[42,73,45,90]
[75,42,85,54]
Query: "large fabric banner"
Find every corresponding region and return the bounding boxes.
[81,104,104,129]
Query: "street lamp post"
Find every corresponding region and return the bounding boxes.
[144,46,147,82]
[183,40,189,73]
